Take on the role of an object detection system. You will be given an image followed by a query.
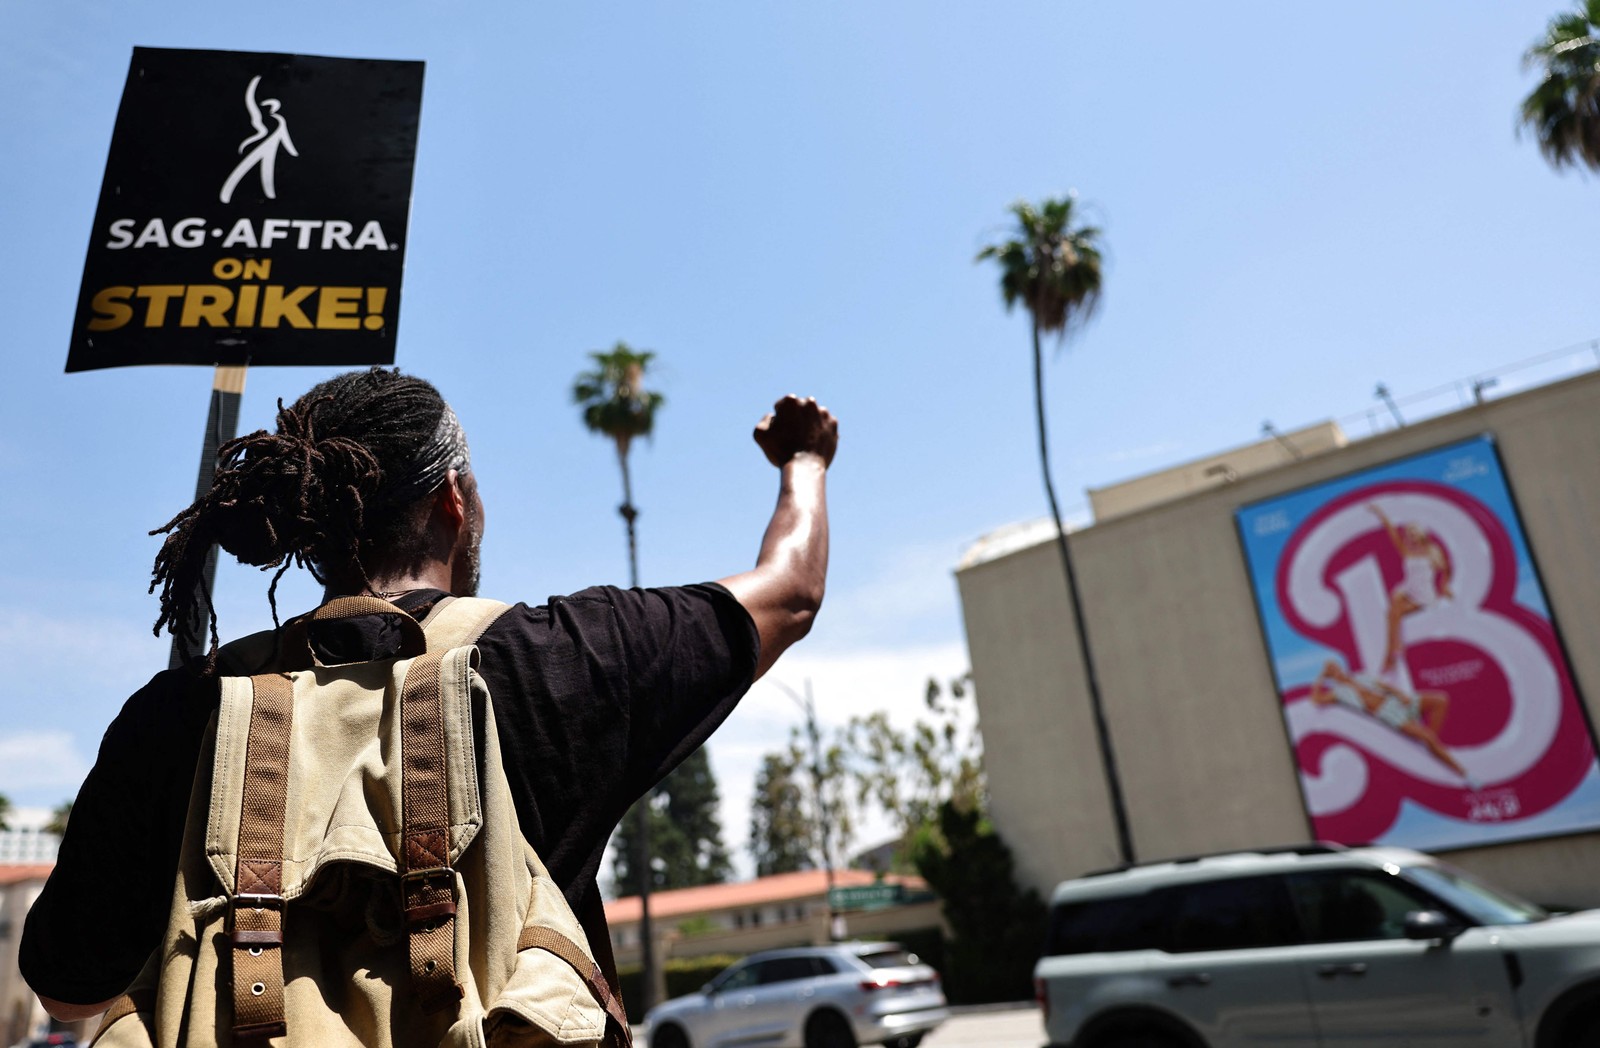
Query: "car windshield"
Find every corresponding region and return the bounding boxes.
[1402,863,1547,926]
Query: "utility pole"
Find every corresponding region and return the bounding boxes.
[771,678,841,939]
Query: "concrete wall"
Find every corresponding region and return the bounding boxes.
[958,371,1600,907]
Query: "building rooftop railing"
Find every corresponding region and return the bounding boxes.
[1334,337,1600,441]
[0,828,61,865]
[1041,335,1600,526]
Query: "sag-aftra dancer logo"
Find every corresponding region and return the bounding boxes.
[220,75,299,204]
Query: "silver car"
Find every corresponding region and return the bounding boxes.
[644,942,949,1048]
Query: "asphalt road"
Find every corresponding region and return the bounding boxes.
[635,1004,1046,1048]
[922,1004,1044,1048]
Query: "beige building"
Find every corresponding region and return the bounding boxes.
[604,869,942,971]
[957,369,1600,908]
[0,864,68,1047]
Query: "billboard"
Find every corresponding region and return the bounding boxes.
[67,47,424,372]
[1236,435,1600,850]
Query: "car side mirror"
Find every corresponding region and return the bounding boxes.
[1404,909,1464,942]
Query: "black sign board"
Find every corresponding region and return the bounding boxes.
[66,48,424,372]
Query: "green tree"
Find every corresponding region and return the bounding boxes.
[847,673,982,842]
[0,793,11,832]
[657,746,732,886]
[747,725,856,878]
[1522,1,1600,172]
[749,674,973,876]
[907,800,1046,1004]
[45,800,71,836]
[612,747,731,893]
[977,198,1133,865]
[748,747,814,876]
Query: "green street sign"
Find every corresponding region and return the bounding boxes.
[828,884,905,911]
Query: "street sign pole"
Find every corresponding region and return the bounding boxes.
[168,364,246,668]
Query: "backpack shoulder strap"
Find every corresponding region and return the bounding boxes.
[420,596,512,651]
[230,671,295,1041]
[215,627,285,676]
[516,926,633,1044]
[217,595,431,674]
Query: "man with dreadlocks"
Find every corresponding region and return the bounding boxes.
[22,366,838,1027]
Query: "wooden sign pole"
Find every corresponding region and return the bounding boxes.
[168,364,247,668]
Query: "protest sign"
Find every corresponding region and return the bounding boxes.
[67,47,424,372]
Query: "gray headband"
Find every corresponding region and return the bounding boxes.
[384,404,471,507]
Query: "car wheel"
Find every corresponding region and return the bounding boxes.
[1564,1010,1600,1045]
[804,1009,857,1048]
[885,1036,924,1048]
[652,1023,691,1048]
[1093,1031,1184,1048]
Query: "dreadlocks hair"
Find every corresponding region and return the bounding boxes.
[149,367,456,669]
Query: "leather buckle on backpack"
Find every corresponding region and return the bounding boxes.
[230,893,285,946]
[401,867,458,927]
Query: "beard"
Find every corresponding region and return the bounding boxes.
[453,499,484,597]
[457,536,482,598]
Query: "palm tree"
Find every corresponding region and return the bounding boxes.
[976,196,1134,865]
[1522,1,1600,171]
[572,341,666,1011]
[573,343,666,587]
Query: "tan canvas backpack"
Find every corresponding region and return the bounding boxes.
[92,596,631,1048]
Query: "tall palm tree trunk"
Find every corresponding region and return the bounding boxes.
[1032,319,1136,866]
[617,444,641,586]
[615,441,655,1010]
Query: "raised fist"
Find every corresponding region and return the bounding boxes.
[753,395,838,468]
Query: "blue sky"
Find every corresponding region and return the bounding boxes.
[3,2,1599,877]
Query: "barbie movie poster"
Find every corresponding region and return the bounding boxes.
[1236,435,1600,850]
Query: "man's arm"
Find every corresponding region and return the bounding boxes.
[718,395,838,681]
[37,996,115,1023]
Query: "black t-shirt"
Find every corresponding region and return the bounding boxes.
[20,583,758,1005]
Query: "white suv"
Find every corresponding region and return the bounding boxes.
[1034,843,1600,1047]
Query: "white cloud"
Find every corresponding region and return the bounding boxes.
[804,539,968,653]
[0,731,91,795]
[0,608,161,806]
